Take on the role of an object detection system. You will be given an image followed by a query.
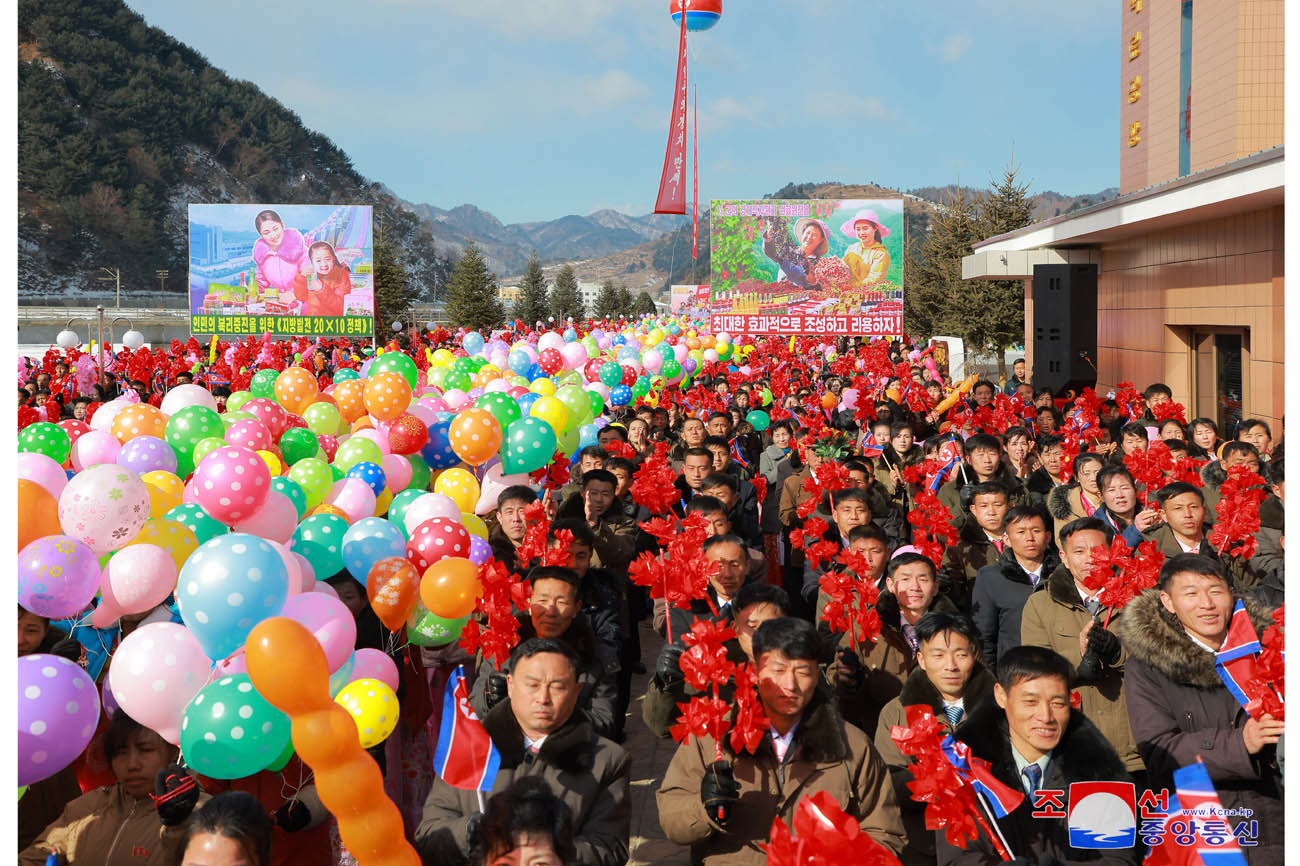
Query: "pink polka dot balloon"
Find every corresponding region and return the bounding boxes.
[18,451,69,499]
[107,622,210,745]
[324,477,378,524]
[191,445,271,524]
[70,429,122,471]
[18,654,101,786]
[241,398,289,438]
[405,517,471,572]
[224,418,274,452]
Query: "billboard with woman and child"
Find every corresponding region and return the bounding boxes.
[188,204,374,338]
[708,198,904,336]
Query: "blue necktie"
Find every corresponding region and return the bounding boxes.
[1022,763,1042,795]
[943,705,964,728]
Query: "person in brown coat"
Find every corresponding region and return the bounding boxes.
[1020,517,1143,777]
[874,611,995,866]
[1116,555,1283,865]
[935,646,1138,866]
[656,618,906,866]
[416,639,631,866]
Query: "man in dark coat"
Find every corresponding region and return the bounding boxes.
[875,611,995,865]
[936,646,1138,865]
[417,639,631,866]
[970,505,1060,674]
[939,481,1011,612]
[1116,554,1283,865]
[1142,482,1257,594]
[488,484,537,575]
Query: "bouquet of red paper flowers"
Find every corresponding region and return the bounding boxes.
[1081,537,1164,625]
[764,790,903,866]
[1209,464,1269,561]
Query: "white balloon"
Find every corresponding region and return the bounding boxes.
[402,492,461,534]
[160,384,218,416]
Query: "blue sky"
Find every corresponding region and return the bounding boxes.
[126,1,1120,224]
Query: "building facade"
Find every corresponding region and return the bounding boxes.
[963,0,1283,433]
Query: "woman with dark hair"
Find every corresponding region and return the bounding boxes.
[251,210,308,303]
[176,791,273,866]
[471,777,576,866]
[1188,417,1221,459]
[1158,418,1187,443]
[21,714,203,865]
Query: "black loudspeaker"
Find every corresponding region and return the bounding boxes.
[1032,264,1098,396]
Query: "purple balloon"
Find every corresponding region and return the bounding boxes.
[19,654,101,786]
[467,534,493,566]
[18,535,102,619]
[116,435,178,475]
[101,677,120,718]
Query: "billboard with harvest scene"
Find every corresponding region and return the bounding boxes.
[708,198,903,336]
[188,203,374,339]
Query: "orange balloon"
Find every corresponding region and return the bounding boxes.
[447,408,503,466]
[333,380,368,423]
[363,372,412,422]
[111,404,167,443]
[244,617,421,866]
[419,557,482,619]
[350,416,375,433]
[308,504,350,521]
[366,557,420,631]
[820,392,837,411]
[311,393,339,409]
[18,479,61,550]
[275,367,319,415]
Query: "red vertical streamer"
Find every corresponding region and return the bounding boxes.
[692,83,699,260]
[654,5,689,214]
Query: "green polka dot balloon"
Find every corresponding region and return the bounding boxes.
[287,458,332,510]
[164,503,230,545]
[179,674,290,780]
[291,513,348,578]
[18,422,71,463]
[270,476,308,519]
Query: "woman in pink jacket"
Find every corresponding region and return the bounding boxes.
[251,210,309,301]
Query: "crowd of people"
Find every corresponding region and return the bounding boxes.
[16,330,1285,866]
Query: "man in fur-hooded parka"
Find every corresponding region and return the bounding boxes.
[1116,555,1283,865]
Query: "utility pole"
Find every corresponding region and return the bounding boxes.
[98,267,122,308]
[155,269,169,294]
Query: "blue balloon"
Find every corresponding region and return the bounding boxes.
[463,331,485,355]
[341,517,406,582]
[421,418,460,470]
[508,350,532,376]
[516,392,541,416]
[577,423,599,449]
[612,335,626,346]
[609,384,632,407]
[346,461,387,497]
[176,533,290,660]
[526,363,543,380]
[562,328,577,342]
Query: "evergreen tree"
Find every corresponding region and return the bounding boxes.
[632,291,657,316]
[973,161,1035,380]
[903,187,980,343]
[513,252,550,326]
[551,265,584,323]
[615,285,633,317]
[594,280,620,320]
[443,240,505,332]
[373,232,416,337]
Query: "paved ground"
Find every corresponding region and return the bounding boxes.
[625,621,692,866]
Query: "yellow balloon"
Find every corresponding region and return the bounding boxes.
[529,377,556,397]
[459,513,488,540]
[433,468,480,514]
[374,489,394,517]
[334,678,399,749]
[431,349,454,368]
[127,519,199,572]
[140,471,184,519]
[529,395,569,433]
[257,449,284,476]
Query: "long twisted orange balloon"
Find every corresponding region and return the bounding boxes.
[245,618,420,866]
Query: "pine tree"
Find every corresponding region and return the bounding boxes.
[615,285,633,317]
[551,265,583,323]
[443,240,505,332]
[513,251,550,326]
[903,187,981,344]
[373,232,416,338]
[973,160,1035,381]
[594,280,620,320]
[632,291,657,316]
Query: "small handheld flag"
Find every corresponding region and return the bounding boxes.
[432,666,501,792]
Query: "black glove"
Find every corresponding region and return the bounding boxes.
[1075,645,1103,683]
[700,760,740,827]
[653,642,685,691]
[465,811,483,847]
[276,798,311,832]
[153,764,200,827]
[484,673,509,710]
[836,645,865,689]
[1087,624,1121,666]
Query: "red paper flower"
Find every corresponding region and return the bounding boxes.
[680,620,738,692]
[630,442,681,515]
[1208,464,1269,560]
[890,705,988,851]
[1124,440,1175,506]
[764,790,904,866]
[1081,539,1164,614]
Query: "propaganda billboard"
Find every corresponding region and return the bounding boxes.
[188,204,374,339]
[670,284,712,317]
[708,199,903,336]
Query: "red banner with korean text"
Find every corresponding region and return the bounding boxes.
[654,7,689,214]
